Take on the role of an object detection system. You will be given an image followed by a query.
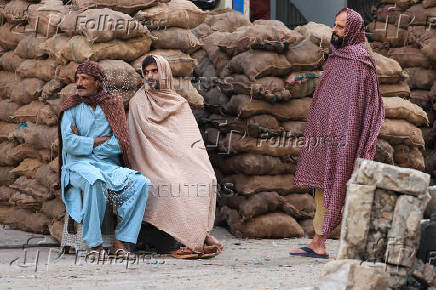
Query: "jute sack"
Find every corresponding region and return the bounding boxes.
[299,218,315,238]
[41,79,64,100]
[192,23,212,39]
[17,59,56,81]
[0,167,17,185]
[0,71,19,99]
[405,67,436,90]
[285,38,324,72]
[367,21,408,47]
[27,0,68,37]
[9,191,41,209]
[151,27,201,54]
[418,31,436,63]
[232,174,308,195]
[285,71,322,98]
[73,0,158,14]
[393,144,425,171]
[0,100,19,122]
[132,49,197,77]
[5,208,49,234]
[0,122,18,142]
[41,198,65,220]
[212,153,297,175]
[225,94,311,121]
[35,164,59,190]
[383,97,429,126]
[172,77,204,109]
[55,61,79,83]
[203,88,229,107]
[43,35,152,63]
[373,52,405,84]
[135,0,206,29]
[0,23,30,50]
[374,138,394,165]
[10,176,54,201]
[379,82,410,98]
[61,8,150,43]
[224,207,304,239]
[204,9,251,33]
[295,21,332,52]
[281,193,315,215]
[14,35,48,59]
[11,101,58,126]
[8,143,45,165]
[423,0,436,8]
[11,122,58,150]
[49,220,63,243]
[10,158,43,178]
[0,141,17,166]
[379,118,425,148]
[388,47,431,68]
[9,78,45,105]
[409,90,432,108]
[4,0,30,24]
[0,51,23,72]
[245,114,282,137]
[405,4,436,26]
[98,60,142,90]
[201,31,231,75]
[230,50,292,81]
[280,121,306,137]
[0,186,17,206]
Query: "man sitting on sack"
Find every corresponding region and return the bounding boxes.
[59,61,151,256]
[128,55,223,259]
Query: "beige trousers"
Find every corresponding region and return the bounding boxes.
[313,188,327,236]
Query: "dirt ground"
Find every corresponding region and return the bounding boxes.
[0,226,339,290]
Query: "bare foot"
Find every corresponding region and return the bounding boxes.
[205,235,224,254]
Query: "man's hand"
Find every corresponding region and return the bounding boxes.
[93,136,111,147]
[71,125,79,135]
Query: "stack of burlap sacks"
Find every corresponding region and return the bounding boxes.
[0,0,206,241]
[193,15,430,239]
[370,0,436,189]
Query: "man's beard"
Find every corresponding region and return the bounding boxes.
[331,32,344,48]
[147,78,160,90]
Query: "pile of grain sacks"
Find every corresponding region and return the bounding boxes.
[194,16,429,239]
[370,0,436,188]
[0,0,205,241]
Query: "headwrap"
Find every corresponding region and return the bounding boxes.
[294,9,385,237]
[58,61,131,180]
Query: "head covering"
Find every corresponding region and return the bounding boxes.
[294,8,385,237]
[58,61,131,178]
[128,55,217,251]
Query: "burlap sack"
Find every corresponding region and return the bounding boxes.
[0,71,19,99]
[191,48,209,75]
[368,21,408,47]
[0,23,29,49]
[48,83,76,115]
[35,164,59,190]
[0,141,16,166]
[10,158,43,178]
[11,122,58,150]
[232,174,308,195]
[0,166,16,185]
[48,219,63,242]
[73,0,158,14]
[379,118,425,148]
[373,52,405,84]
[245,114,282,137]
[48,156,59,174]
[0,100,19,122]
[4,0,30,24]
[0,51,23,72]
[423,0,436,8]
[218,23,303,56]
[374,138,394,165]
[295,21,332,52]
[393,144,425,171]
[5,208,49,234]
[201,31,231,75]
[132,49,197,77]
[204,9,251,33]
[43,35,153,63]
[14,35,48,59]
[0,186,15,206]
[409,90,432,108]
[213,153,297,175]
[203,88,229,107]
[407,26,427,47]
[405,67,436,90]
[11,101,58,126]
[8,78,45,105]
[230,50,292,81]
[299,218,315,238]
[388,47,431,68]
[370,42,390,57]
[17,59,56,81]
[280,121,306,137]
[192,23,212,39]
[285,71,322,98]
[379,82,411,98]
[0,122,17,142]
[10,176,53,201]
[55,61,79,84]
[382,97,429,126]
[285,38,324,72]
[136,0,206,29]
[418,31,436,62]
[280,193,315,215]
[405,4,436,26]
[8,143,45,165]
[225,94,311,120]
[172,77,204,109]
[98,60,142,90]
[61,8,150,43]
[151,28,201,54]
[9,191,41,210]
[27,0,68,37]
[224,208,304,239]
[41,79,64,100]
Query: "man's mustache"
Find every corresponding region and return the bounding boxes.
[77,85,86,90]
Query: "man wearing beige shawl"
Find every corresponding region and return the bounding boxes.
[128,55,223,258]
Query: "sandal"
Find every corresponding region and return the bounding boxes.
[171,248,200,259]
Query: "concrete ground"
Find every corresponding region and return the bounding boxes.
[0,226,339,290]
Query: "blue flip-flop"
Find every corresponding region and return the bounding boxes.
[289,246,329,259]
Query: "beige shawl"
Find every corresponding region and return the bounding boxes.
[127,55,216,251]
